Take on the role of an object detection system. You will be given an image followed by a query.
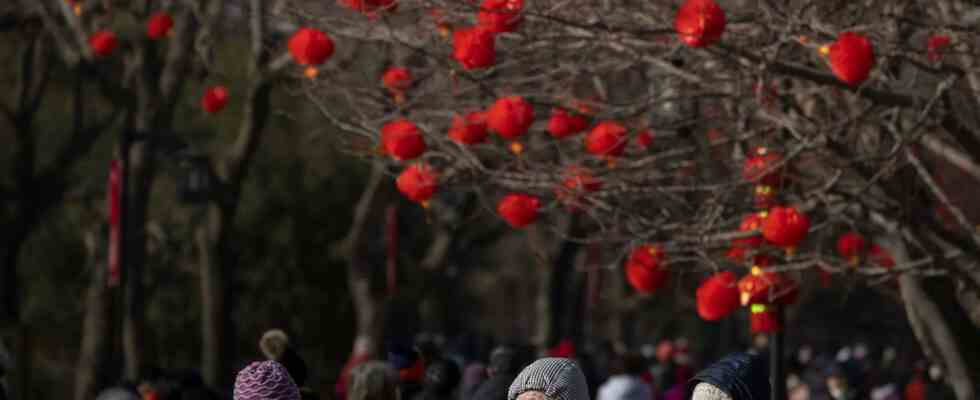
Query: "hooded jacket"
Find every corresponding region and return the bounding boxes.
[686,353,769,400]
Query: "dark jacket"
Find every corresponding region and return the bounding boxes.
[470,374,515,400]
[687,352,769,400]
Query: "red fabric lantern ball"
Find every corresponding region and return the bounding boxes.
[381,119,426,161]
[585,121,628,158]
[749,304,781,333]
[625,245,668,294]
[742,147,782,186]
[927,35,951,62]
[146,13,174,40]
[453,26,496,70]
[696,271,740,321]
[497,193,540,228]
[449,111,489,145]
[828,32,875,86]
[289,28,335,66]
[396,164,438,204]
[868,243,895,269]
[487,96,535,140]
[341,0,398,15]
[201,86,229,114]
[635,129,654,150]
[478,0,524,34]
[836,232,867,265]
[547,108,590,139]
[675,0,726,48]
[89,30,119,57]
[382,67,412,94]
[737,257,799,306]
[734,211,766,249]
[762,206,810,249]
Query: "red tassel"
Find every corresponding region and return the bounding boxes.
[750,304,781,333]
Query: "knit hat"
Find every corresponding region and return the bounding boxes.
[234,361,301,400]
[508,358,590,400]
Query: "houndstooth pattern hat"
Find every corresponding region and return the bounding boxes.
[508,358,590,400]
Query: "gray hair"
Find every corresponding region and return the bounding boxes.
[349,361,400,400]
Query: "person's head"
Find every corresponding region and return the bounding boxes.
[508,358,590,400]
[422,359,462,396]
[655,341,674,364]
[260,329,291,360]
[233,360,301,400]
[489,346,522,377]
[349,361,400,400]
[688,352,769,400]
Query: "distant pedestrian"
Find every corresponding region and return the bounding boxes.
[508,358,590,400]
[597,354,651,400]
[349,361,399,400]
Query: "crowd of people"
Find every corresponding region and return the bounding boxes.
[89,331,958,400]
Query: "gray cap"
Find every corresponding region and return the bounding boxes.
[508,358,590,400]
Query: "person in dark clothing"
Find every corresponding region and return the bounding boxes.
[261,329,310,388]
[686,352,769,400]
[472,346,524,400]
[413,359,461,400]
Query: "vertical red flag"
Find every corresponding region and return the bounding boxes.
[107,160,121,287]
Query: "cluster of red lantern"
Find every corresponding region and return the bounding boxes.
[824,32,875,86]
[737,256,799,333]
[382,67,413,104]
[451,0,526,70]
[762,206,810,255]
[396,164,438,207]
[625,245,669,294]
[89,30,119,58]
[675,0,726,48]
[288,28,336,78]
[449,111,489,145]
[487,96,535,153]
[742,147,783,209]
[585,121,628,161]
[497,193,541,228]
[547,108,590,139]
[478,0,524,33]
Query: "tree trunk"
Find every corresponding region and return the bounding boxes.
[197,205,231,388]
[75,230,112,400]
[885,237,975,400]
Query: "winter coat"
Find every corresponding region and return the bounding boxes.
[686,352,769,400]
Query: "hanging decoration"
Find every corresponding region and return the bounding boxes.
[635,129,654,150]
[742,147,782,209]
[487,96,535,154]
[449,111,489,145]
[478,0,524,33]
[288,28,336,78]
[696,271,740,321]
[585,121,628,162]
[927,34,951,62]
[201,86,229,114]
[625,244,668,294]
[727,211,767,262]
[836,232,867,266]
[381,119,427,161]
[89,30,119,57]
[382,67,413,104]
[762,206,810,254]
[547,108,590,139]
[825,32,875,86]
[147,12,174,40]
[675,0,726,48]
[453,26,497,70]
[396,164,438,206]
[497,193,541,228]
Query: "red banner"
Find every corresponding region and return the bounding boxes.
[107,160,121,287]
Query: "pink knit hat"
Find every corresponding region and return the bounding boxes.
[234,360,301,400]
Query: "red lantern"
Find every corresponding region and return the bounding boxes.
[836,232,867,265]
[547,108,589,139]
[201,86,229,114]
[749,304,781,333]
[487,96,535,140]
[382,67,412,103]
[147,13,174,40]
[289,28,335,78]
[762,206,810,251]
[735,211,766,248]
[868,243,895,269]
[635,129,654,150]
[675,0,726,48]
[478,0,524,34]
[828,32,874,86]
[89,30,119,57]
[453,26,496,70]
[696,272,740,321]
[927,35,951,62]
[449,111,489,145]
[560,167,603,194]
[625,244,668,294]
[396,164,438,205]
[753,184,777,210]
[742,147,783,186]
[737,259,798,306]
[585,121,628,158]
[497,193,540,228]
[381,119,426,161]
[341,0,398,15]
